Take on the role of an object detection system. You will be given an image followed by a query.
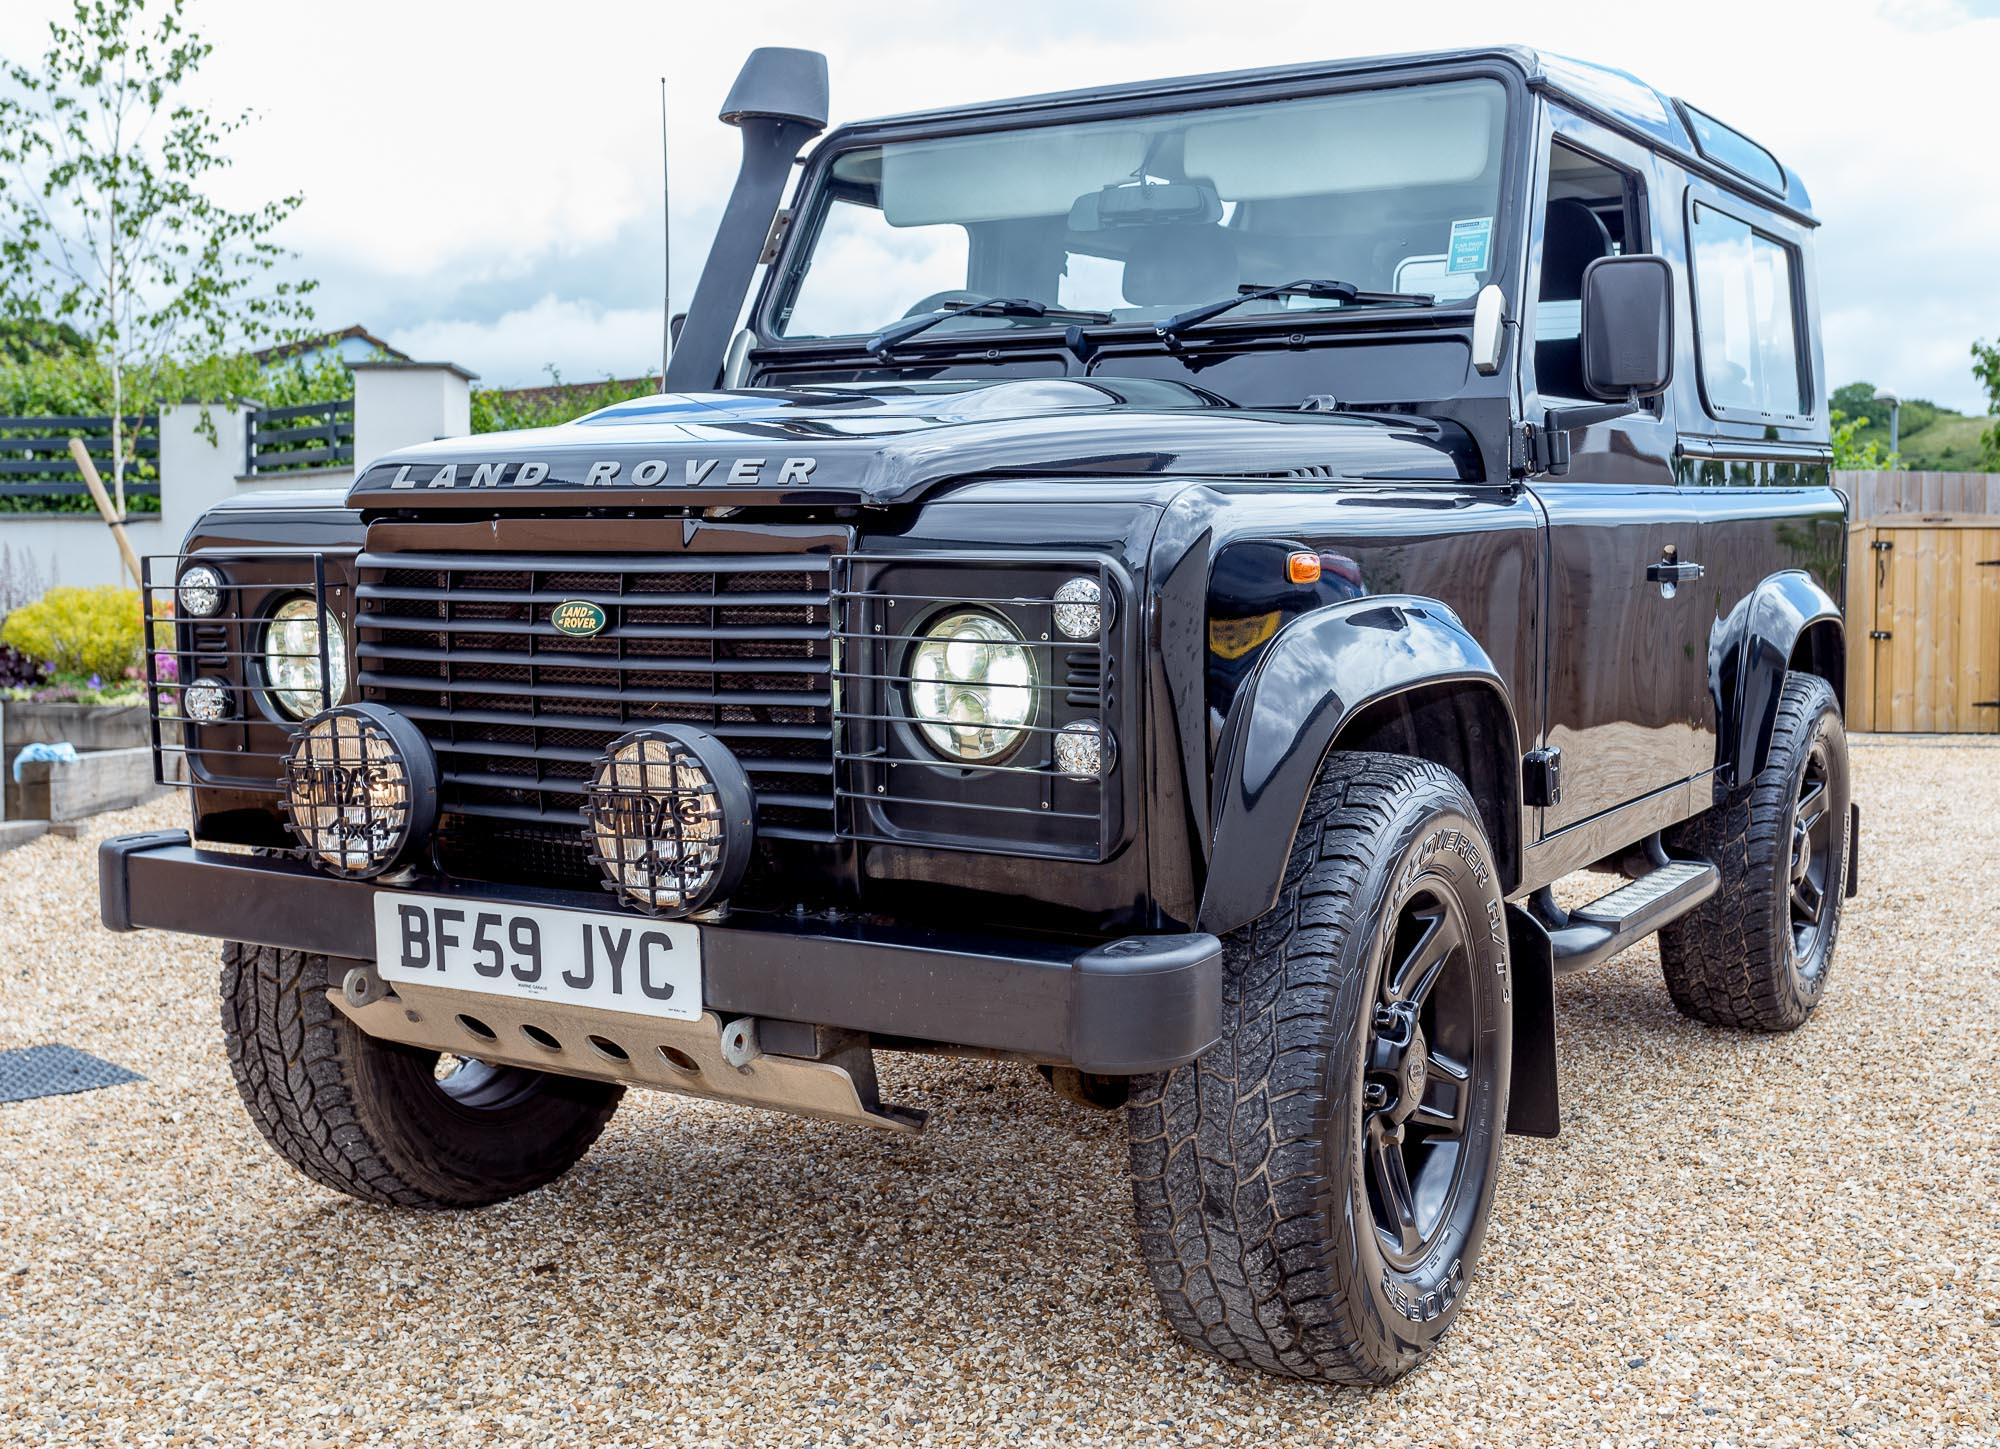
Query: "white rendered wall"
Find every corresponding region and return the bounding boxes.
[351,362,474,473]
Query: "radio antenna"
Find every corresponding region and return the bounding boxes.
[672,78,680,384]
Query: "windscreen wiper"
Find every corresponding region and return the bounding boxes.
[1154,279,1435,350]
[866,297,1115,358]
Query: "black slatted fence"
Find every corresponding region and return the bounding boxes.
[0,414,159,500]
[245,398,354,475]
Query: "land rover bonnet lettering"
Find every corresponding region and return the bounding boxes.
[379,456,819,489]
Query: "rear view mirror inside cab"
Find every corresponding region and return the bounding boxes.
[1581,253,1674,399]
[1069,180,1224,231]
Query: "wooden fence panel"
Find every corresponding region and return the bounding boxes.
[1849,522,2000,733]
[1969,528,2000,728]
[1840,470,2000,733]
[1892,526,1919,730]
[1837,470,2000,522]
[1847,527,1877,730]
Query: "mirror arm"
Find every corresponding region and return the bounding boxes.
[1517,390,1645,479]
[1545,388,1641,434]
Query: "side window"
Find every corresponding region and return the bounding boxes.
[1533,140,1645,401]
[1688,201,1806,421]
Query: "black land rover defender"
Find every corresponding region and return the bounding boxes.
[102,46,1858,1384]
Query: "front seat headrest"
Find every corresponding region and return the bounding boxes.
[1539,200,1613,303]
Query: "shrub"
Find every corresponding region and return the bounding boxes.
[471,368,660,434]
[0,585,144,680]
[0,642,45,689]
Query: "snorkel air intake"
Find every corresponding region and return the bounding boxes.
[663,47,830,393]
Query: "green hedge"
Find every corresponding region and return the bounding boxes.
[1,349,356,513]
[470,370,660,434]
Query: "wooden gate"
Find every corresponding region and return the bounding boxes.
[1846,521,2000,732]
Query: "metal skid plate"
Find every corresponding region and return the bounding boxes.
[330,974,924,1134]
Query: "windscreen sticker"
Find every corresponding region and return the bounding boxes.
[1447,216,1494,274]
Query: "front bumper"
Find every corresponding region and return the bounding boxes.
[100,832,1222,1075]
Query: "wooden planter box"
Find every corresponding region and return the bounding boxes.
[9,746,166,823]
[1,701,160,820]
[1,700,151,753]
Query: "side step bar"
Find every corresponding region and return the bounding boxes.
[1529,858,1719,977]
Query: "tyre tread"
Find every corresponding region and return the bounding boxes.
[1658,673,1845,1031]
[1126,752,1484,1385]
[220,942,617,1207]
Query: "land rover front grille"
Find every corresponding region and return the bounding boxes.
[353,550,836,859]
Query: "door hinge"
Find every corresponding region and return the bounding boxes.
[1523,747,1563,807]
[758,207,794,265]
[1509,420,1571,478]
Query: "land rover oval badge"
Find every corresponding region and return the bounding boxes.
[551,600,608,638]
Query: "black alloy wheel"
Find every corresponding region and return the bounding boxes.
[1363,888,1483,1271]
[1786,738,1836,971]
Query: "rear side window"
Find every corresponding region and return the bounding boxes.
[1688,201,1806,420]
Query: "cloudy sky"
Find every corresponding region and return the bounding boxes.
[3,0,1997,410]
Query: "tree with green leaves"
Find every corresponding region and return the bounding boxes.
[1973,340,2000,471]
[1829,381,1890,435]
[0,0,316,512]
[1829,409,1896,471]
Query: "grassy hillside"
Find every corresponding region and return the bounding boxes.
[1895,412,1995,472]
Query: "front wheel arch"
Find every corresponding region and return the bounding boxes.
[1198,596,1522,938]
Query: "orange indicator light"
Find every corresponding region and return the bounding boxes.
[1287,551,1322,584]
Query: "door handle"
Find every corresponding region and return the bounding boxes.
[1645,561,1705,584]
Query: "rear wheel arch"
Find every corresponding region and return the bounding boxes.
[1715,570,1845,789]
[1789,616,1845,708]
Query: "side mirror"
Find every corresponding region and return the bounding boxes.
[1580,254,1674,400]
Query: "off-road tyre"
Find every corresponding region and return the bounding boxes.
[220,942,623,1207]
[1659,672,1850,1031]
[1125,752,1512,1385]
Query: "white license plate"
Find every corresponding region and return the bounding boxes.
[372,892,702,1022]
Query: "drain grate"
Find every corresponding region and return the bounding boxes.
[0,1044,145,1104]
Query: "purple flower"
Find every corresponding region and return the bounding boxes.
[154,652,179,683]
[88,673,102,690]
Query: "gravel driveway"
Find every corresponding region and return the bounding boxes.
[2,736,1996,1447]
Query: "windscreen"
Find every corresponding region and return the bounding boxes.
[773,78,1509,340]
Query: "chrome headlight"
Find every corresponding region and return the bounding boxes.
[906,610,1037,762]
[263,597,348,720]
